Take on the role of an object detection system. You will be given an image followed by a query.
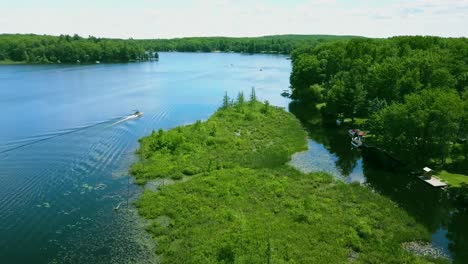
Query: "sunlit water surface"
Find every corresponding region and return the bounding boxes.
[1,52,466,263]
[0,53,290,263]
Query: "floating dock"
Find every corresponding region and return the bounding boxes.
[418,176,448,188]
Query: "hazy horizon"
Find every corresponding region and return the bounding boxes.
[1,0,467,39]
[4,32,466,40]
[0,33,368,40]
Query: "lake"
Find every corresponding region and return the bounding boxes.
[0,52,291,264]
[0,52,466,263]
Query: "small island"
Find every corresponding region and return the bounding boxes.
[131,91,446,263]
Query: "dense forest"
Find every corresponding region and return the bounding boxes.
[137,35,359,54]
[0,34,157,64]
[0,34,358,64]
[289,36,468,167]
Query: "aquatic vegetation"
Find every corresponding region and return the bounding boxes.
[79,183,108,194]
[81,183,94,192]
[94,183,108,191]
[36,202,51,208]
[133,100,446,263]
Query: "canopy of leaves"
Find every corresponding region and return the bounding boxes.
[369,89,464,163]
[0,34,156,63]
[290,36,467,113]
[0,34,360,64]
[290,36,468,165]
[137,34,360,54]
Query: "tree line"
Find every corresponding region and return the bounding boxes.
[0,34,358,64]
[138,34,358,54]
[289,36,468,165]
[0,34,157,64]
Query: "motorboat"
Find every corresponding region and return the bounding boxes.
[130,110,144,117]
[281,89,291,97]
[133,110,144,117]
[349,129,365,148]
[126,110,144,120]
[351,136,363,148]
[348,129,365,138]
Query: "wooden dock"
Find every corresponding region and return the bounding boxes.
[418,176,448,188]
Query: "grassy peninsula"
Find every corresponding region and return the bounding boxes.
[131,94,446,263]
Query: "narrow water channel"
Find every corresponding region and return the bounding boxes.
[288,103,468,263]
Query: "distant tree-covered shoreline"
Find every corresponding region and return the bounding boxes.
[0,34,359,64]
[137,34,360,54]
[0,34,157,64]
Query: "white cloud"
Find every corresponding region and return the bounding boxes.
[0,0,466,38]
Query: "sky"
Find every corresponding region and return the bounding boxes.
[0,0,467,39]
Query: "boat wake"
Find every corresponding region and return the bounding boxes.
[0,113,142,155]
[111,112,144,126]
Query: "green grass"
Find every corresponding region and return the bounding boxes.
[343,117,368,126]
[438,170,468,187]
[132,99,445,263]
[130,101,307,184]
[0,59,27,65]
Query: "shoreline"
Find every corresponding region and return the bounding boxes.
[0,50,291,66]
[0,59,154,66]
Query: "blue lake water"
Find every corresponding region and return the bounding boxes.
[0,53,290,264]
[0,52,466,263]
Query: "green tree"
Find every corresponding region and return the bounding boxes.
[237,91,245,105]
[290,54,324,100]
[368,97,388,115]
[250,87,257,104]
[325,79,367,122]
[222,92,231,109]
[370,89,464,163]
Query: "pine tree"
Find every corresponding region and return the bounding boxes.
[237,91,245,105]
[222,92,230,109]
[250,87,257,105]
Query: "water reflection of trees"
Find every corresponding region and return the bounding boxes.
[289,101,360,176]
[289,100,468,264]
[362,160,450,230]
[363,155,468,263]
[447,184,468,264]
